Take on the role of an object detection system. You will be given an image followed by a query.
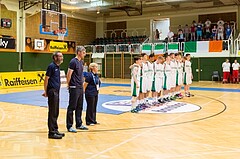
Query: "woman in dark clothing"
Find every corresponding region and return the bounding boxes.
[84,63,101,126]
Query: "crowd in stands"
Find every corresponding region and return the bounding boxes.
[91,35,148,45]
[156,18,235,43]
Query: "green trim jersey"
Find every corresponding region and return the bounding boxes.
[131,64,141,97]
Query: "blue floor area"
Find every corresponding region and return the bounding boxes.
[0,83,239,115]
[0,87,129,115]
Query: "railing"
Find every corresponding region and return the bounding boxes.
[234,33,240,57]
[85,40,231,57]
[103,28,149,38]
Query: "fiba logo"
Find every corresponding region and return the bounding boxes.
[102,100,201,114]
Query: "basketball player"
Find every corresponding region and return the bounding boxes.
[130,56,142,112]
[183,54,193,97]
[147,54,155,103]
[222,59,231,83]
[170,53,177,100]
[162,53,172,102]
[152,56,165,103]
[175,53,184,99]
[232,60,239,84]
[140,53,149,105]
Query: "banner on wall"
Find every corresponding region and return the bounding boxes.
[185,41,223,53]
[0,71,45,88]
[0,38,15,49]
[49,41,68,52]
[25,38,76,53]
[34,39,44,50]
[0,75,3,88]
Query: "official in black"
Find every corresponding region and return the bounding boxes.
[84,63,101,126]
[66,46,88,133]
[42,51,64,139]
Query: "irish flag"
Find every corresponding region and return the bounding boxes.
[185,41,223,53]
[142,44,152,55]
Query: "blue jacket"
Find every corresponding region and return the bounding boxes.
[85,72,101,96]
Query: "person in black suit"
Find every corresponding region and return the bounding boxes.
[84,63,101,126]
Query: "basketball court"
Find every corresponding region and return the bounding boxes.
[0,79,239,159]
[1,0,240,158]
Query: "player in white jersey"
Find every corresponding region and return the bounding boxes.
[183,54,193,97]
[163,54,172,101]
[170,53,177,100]
[130,56,142,112]
[140,53,149,104]
[175,53,184,99]
[152,56,164,103]
[147,54,155,102]
[222,59,230,83]
[232,59,239,83]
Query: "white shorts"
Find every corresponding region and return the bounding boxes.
[171,72,177,88]
[163,74,171,90]
[183,73,192,85]
[131,80,140,97]
[177,72,183,86]
[140,76,148,93]
[154,77,163,93]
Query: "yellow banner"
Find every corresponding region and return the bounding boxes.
[49,41,68,52]
[238,51,240,55]
[0,74,3,88]
[0,71,46,88]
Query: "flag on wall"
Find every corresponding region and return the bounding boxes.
[185,41,223,53]
[154,43,165,54]
[168,43,179,53]
[142,44,152,55]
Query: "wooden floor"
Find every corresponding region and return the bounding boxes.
[0,79,240,159]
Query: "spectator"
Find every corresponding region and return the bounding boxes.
[190,24,196,41]
[196,22,203,41]
[222,59,231,83]
[217,25,224,40]
[212,25,217,40]
[167,27,174,42]
[225,24,232,40]
[184,24,189,41]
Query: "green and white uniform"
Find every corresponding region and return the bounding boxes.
[163,62,172,90]
[131,64,141,97]
[170,60,177,88]
[141,62,149,93]
[147,61,154,91]
[176,61,184,85]
[154,62,164,93]
[183,60,192,85]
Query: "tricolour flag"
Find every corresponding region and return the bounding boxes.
[184,41,223,53]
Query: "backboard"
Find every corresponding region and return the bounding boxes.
[40,9,68,36]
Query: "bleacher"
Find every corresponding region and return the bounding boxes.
[91,35,148,45]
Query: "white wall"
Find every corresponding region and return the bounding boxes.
[155,18,170,40]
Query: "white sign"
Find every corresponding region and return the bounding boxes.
[34,39,44,50]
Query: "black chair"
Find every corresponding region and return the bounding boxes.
[212,71,220,81]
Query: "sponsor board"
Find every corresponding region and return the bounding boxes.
[102,100,201,114]
[0,71,45,88]
[34,39,44,50]
[50,41,68,52]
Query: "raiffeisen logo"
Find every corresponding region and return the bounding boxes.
[102,100,201,114]
[4,77,38,86]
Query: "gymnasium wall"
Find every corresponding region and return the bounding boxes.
[21,53,75,73]
[25,13,96,46]
[0,4,17,38]
[127,19,150,32]
[170,15,198,32]
[0,52,19,72]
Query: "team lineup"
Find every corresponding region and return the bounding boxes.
[130,53,193,113]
